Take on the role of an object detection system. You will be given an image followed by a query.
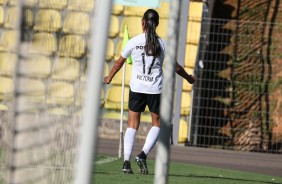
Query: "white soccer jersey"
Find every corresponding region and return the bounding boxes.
[121,33,166,94]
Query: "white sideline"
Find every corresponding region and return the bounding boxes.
[95,157,118,165]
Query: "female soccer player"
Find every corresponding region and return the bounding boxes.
[104,9,195,174]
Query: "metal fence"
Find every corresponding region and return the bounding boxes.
[191,17,282,153]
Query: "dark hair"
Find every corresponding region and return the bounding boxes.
[143,9,162,57]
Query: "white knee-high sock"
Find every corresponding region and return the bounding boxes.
[124,128,137,161]
[142,126,160,155]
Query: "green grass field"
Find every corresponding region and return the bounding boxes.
[94,155,282,184]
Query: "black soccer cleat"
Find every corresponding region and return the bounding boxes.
[135,152,149,175]
[122,160,134,174]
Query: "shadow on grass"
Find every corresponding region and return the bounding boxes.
[94,171,153,176]
[94,172,278,184]
[169,173,277,184]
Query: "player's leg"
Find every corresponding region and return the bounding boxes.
[136,93,161,175]
[123,90,146,174]
[142,112,160,154]
[123,110,141,162]
[122,110,141,174]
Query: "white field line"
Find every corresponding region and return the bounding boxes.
[95,157,118,165]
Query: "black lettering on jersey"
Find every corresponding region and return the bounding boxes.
[144,76,153,82]
[136,46,144,50]
[136,75,153,82]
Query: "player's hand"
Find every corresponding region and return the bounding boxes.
[104,76,112,84]
[187,75,195,84]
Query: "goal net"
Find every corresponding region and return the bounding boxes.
[0,0,95,183]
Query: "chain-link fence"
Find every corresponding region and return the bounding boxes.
[191,17,282,153]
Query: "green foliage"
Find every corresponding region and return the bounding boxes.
[234,81,262,94]
[268,77,282,92]
[0,148,5,165]
[233,76,282,96]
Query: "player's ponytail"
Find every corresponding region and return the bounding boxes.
[143,9,162,57]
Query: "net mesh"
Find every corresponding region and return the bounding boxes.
[0,0,94,183]
[1,0,282,183]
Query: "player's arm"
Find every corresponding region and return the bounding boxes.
[104,56,127,84]
[175,61,195,84]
